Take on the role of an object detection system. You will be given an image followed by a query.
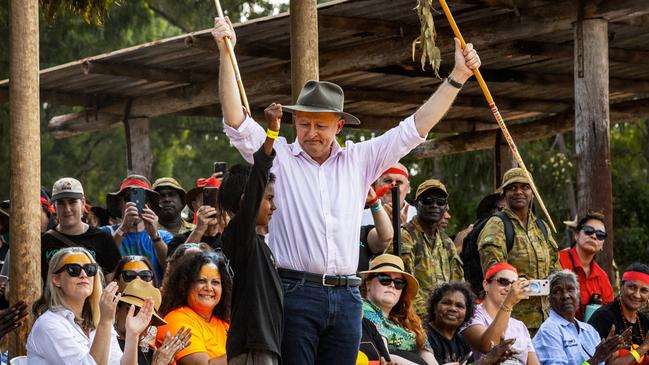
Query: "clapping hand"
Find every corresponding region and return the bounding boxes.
[0,300,27,339]
[152,327,192,365]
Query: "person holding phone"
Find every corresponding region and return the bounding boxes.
[461,263,539,364]
[102,175,172,280]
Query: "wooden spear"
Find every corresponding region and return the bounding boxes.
[212,0,251,115]
[438,0,557,232]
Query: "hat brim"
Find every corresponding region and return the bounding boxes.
[51,192,84,201]
[415,187,448,201]
[359,267,419,302]
[282,105,361,125]
[106,189,160,219]
[185,187,208,212]
[475,192,502,220]
[499,176,530,192]
[119,296,167,326]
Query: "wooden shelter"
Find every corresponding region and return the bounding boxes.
[2,0,649,276]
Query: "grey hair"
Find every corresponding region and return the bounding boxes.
[548,269,580,296]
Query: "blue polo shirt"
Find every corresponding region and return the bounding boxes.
[533,309,602,365]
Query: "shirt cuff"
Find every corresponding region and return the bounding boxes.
[223,114,257,141]
[402,114,427,143]
[253,146,276,169]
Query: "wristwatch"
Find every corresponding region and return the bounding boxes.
[446,75,464,89]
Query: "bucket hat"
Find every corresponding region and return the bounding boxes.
[152,177,187,203]
[106,175,159,218]
[118,278,166,326]
[282,80,360,125]
[415,179,448,200]
[360,254,419,302]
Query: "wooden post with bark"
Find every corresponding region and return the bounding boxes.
[290,0,319,101]
[574,18,613,278]
[124,117,153,179]
[8,0,41,357]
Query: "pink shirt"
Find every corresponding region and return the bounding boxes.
[223,115,424,275]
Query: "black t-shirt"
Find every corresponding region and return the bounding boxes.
[221,148,283,360]
[357,225,376,272]
[41,226,121,281]
[426,326,472,364]
[118,338,153,365]
[167,232,222,256]
[360,318,391,362]
[588,300,649,346]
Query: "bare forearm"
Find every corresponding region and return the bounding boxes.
[90,321,113,365]
[367,209,393,253]
[120,331,139,365]
[209,355,228,365]
[185,228,206,244]
[219,52,245,128]
[480,310,511,352]
[413,69,466,138]
[152,238,168,267]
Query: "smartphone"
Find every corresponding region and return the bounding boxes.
[203,188,219,208]
[128,187,146,215]
[528,279,550,296]
[214,162,227,175]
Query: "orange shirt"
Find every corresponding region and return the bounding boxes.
[157,306,229,361]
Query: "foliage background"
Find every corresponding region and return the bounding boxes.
[1,0,648,268]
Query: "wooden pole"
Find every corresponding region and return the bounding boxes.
[124,117,153,179]
[574,18,613,278]
[290,0,319,101]
[8,0,41,358]
[494,132,516,189]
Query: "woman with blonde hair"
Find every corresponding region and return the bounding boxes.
[27,247,154,364]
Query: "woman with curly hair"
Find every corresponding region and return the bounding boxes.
[360,254,436,365]
[425,281,475,364]
[157,251,233,365]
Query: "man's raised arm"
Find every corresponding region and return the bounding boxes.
[414,38,481,138]
[212,17,246,129]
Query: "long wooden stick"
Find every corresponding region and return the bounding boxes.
[212,0,251,115]
[438,0,557,233]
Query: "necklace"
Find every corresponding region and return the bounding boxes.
[618,298,645,342]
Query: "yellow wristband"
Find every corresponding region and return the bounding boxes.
[266,129,279,139]
[630,349,642,363]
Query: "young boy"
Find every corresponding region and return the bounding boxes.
[218,103,282,365]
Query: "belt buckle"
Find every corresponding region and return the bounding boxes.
[322,274,335,287]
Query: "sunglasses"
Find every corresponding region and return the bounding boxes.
[581,225,607,241]
[489,277,515,287]
[419,196,447,206]
[55,263,98,277]
[121,270,154,283]
[375,273,407,290]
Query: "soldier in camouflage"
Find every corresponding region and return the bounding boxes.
[390,179,463,316]
[478,168,561,332]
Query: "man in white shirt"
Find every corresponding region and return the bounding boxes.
[213,16,481,365]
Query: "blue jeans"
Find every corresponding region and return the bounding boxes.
[280,278,362,365]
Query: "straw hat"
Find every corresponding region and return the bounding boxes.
[118,278,166,326]
[360,254,419,302]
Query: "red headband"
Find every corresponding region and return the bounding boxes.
[622,271,649,286]
[41,197,55,214]
[119,178,152,191]
[196,176,221,189]
[382,167,409,178]
[485,263,518,282]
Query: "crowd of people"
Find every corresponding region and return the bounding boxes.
[0,16,647,365]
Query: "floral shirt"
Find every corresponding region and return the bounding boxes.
[362,299,418,352]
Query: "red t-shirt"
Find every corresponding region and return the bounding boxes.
[559,247,614,319]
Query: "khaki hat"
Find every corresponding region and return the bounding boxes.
[152,177,187,202]
[499,167,531,192]
[360,254,419,302]
[118,278,166,326]
[282,80,361,125]
[51,177,84,201]
[415,179,448,200]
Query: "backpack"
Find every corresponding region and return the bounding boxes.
[461,211,548,295]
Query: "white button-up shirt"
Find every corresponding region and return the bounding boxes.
[27,307,122,365]
[224,115,425,275]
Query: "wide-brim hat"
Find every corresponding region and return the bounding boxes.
[152,177,187,202]
[118,278,166,326]
[185,176,221,212]
[106,175,159,218]
[281,80,361,125]
[475,192,502,220]
[415,179,448,200]
[360,254,419,302]
[90,206,112,226]
[499,167,531,192]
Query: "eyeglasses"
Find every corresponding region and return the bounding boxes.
[55,263,98,277]
[581,225,607,241]
[121,270,154,283]
[375,273,407,290]
[419,196,447,206]
[489,277,515,287]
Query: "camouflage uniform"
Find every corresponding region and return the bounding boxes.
[478,207,561,330]
[390,215,464,316]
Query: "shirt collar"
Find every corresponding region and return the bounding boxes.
[550,309,581,329]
